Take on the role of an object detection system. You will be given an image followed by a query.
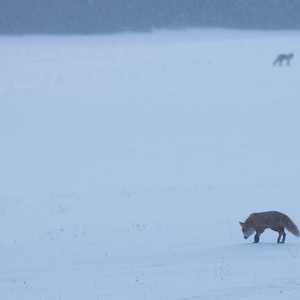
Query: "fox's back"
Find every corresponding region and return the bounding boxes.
[278,53,293,59]
[250,211,284,228]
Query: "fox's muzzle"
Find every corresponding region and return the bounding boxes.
[243,227,255,239]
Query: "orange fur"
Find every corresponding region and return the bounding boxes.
[239,211,299,243]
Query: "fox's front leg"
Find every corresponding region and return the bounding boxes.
[254,228,265,243]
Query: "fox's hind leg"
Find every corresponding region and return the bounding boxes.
[277,233,281,243]
[277,227,286,243]
[281,231,286,243]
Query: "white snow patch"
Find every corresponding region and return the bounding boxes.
[0,28,300,299]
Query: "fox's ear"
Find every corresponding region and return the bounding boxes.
[239,221,244,227]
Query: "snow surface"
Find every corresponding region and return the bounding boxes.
[1,28,300,299]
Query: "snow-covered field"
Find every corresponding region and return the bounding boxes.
[1,28,300,299]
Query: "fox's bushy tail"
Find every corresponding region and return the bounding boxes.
[283,215,300,237]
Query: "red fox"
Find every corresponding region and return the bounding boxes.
[239,211,300,243]
[273,53,294,66]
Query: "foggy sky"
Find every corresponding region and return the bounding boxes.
[1,0,300,34]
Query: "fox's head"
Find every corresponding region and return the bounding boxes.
[239,221,255,239]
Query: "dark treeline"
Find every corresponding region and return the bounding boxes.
[1,0,300,34]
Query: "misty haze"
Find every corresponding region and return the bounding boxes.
[1,1,300,300]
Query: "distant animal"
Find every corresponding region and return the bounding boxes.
[239,211,300,243]
[273,53,294,66]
